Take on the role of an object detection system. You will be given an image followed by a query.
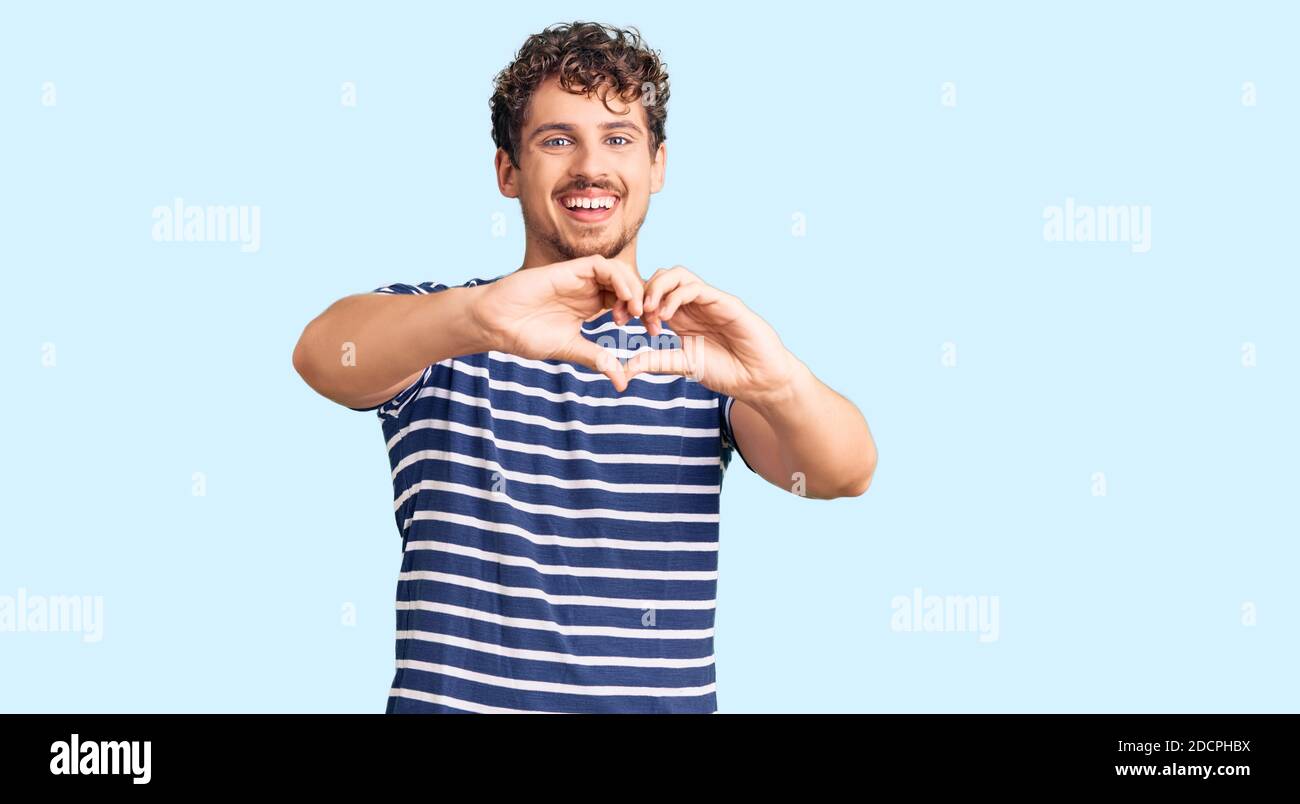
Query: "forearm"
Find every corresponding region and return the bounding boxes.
[745,358,877,499]
[292,286,493,407]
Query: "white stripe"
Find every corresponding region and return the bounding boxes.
[395,658,717,698]
[388,686,558,713]
[406,385,718,437]
[395,479,720,523]
[402,540,718,581]
[391,447,719,494]
[403,510,718,552]
[388,417,721,466]
[396,575,715,612]
[395,629,715,669]
[446,358,486,379]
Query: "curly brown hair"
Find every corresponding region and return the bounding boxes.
[490,21,670,169]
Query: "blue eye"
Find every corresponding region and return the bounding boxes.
[608,136,629,146]
[543,137,571,147]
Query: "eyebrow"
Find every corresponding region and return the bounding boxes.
[528,120,645,140]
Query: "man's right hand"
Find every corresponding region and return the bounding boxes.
[293,255,646,410]
[472,255,646,391]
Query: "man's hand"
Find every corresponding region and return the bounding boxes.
[620,264,876,498]
[293,254,646,408]
[620,265,797,404]
[474,255,647,391]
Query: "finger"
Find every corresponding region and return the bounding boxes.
[642,267,685,314]
[565,338,630,392]
[640,301,659,335]
[593,256,645,317]
[659,282,703,322]
[642,266,667,315]
[622,347,693,381]
[642,268,685,337]
[585,289,618,323]
[586,256,634,312]
[611,257,646,317]
[645,311,673,338]
[612,299,629,326]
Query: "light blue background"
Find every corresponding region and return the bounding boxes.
[1,1,1296,713]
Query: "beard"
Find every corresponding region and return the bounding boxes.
[521,197,648,262]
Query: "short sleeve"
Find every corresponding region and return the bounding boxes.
[346,280,451,414]
[718,392,755,475]
[370,281,450,297]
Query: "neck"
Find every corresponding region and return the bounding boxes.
[517,232,639,272]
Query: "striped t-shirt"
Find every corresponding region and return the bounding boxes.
[351,275,751,713]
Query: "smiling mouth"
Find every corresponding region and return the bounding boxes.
[557,193,619,224]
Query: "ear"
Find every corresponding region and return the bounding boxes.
[495,148,520,198]
[650,141,666,194]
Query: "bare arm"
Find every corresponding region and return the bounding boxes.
[292,286,493,410]
[731,362,877,499]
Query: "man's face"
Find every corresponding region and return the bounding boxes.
[498,74,665,262]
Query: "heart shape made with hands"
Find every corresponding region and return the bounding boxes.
[485,255,783,398]
[588,263,749,393]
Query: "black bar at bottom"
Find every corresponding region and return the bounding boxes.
[1,713,1289,790]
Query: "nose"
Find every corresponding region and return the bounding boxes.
[568,144,611,188]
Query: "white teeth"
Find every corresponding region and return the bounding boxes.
[563,196,615,209]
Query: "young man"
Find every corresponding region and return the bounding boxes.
[293,22,877,713]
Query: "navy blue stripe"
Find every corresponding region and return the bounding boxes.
[390,427,723,486]
[390,668,716,714]
[396,606,716,656]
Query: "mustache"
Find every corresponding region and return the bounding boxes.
[556,183,621,196]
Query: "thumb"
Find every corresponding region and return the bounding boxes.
[558,338,630,392]
[622,348,694,382]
